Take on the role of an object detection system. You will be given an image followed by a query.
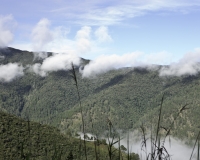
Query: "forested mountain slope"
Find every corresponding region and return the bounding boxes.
[0,47,200,140]
[0,110,136,160]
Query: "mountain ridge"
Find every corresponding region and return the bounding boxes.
[0,47,199,141]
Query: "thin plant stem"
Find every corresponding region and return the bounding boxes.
[127,129,129,160]
[70,62,87,160]
[118,136,121,160]
[198,139,199,160]
[190,131,200,160]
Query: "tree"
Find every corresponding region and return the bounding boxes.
[120,145,127,151]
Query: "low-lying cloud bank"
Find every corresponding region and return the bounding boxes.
[1,48,200,82]
[159,49,200,76]
[113,131,197,160]
[80,131,198,160]
[81,49,200,77]
[81,52,144,77]
[31,53,80,76]
[121,136,196,160]
[0,63,24,82]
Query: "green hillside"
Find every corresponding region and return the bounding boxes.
[1,110,138,160]
[0,47,200,141]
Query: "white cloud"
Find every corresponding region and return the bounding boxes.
[29,20,94,60]
[13,25,74,54]
[81,52,143,77]
[31,18,54,51]
[0,63,24,82]
[159,49,200,76]
[33,52,49,60]
[75,26,92,53]
[0,15,14,47]
[21,24,103,56]
[31,63,46,77]
[95,26,112,42]
[11,24,113,60]
[38,26,76,54]
[81,50,176,77]
[51,0,200,26]
[31,53,80,76]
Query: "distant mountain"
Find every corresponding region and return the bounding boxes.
[0,47,200,141]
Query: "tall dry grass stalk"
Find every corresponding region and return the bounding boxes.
[70,62,87,160]
[190,131,200,160]
[89,112,98,160]
[140,94,190,160]
[107,118,120,160]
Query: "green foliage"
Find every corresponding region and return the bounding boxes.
[0,111,129,160]
[128,153,140,160]
[0,47,200,142]
[120,145,127,151]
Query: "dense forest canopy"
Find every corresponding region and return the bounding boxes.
[0,47,200,141]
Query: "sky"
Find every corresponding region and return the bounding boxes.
[1,2,200,156]
[1,0,200,80]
